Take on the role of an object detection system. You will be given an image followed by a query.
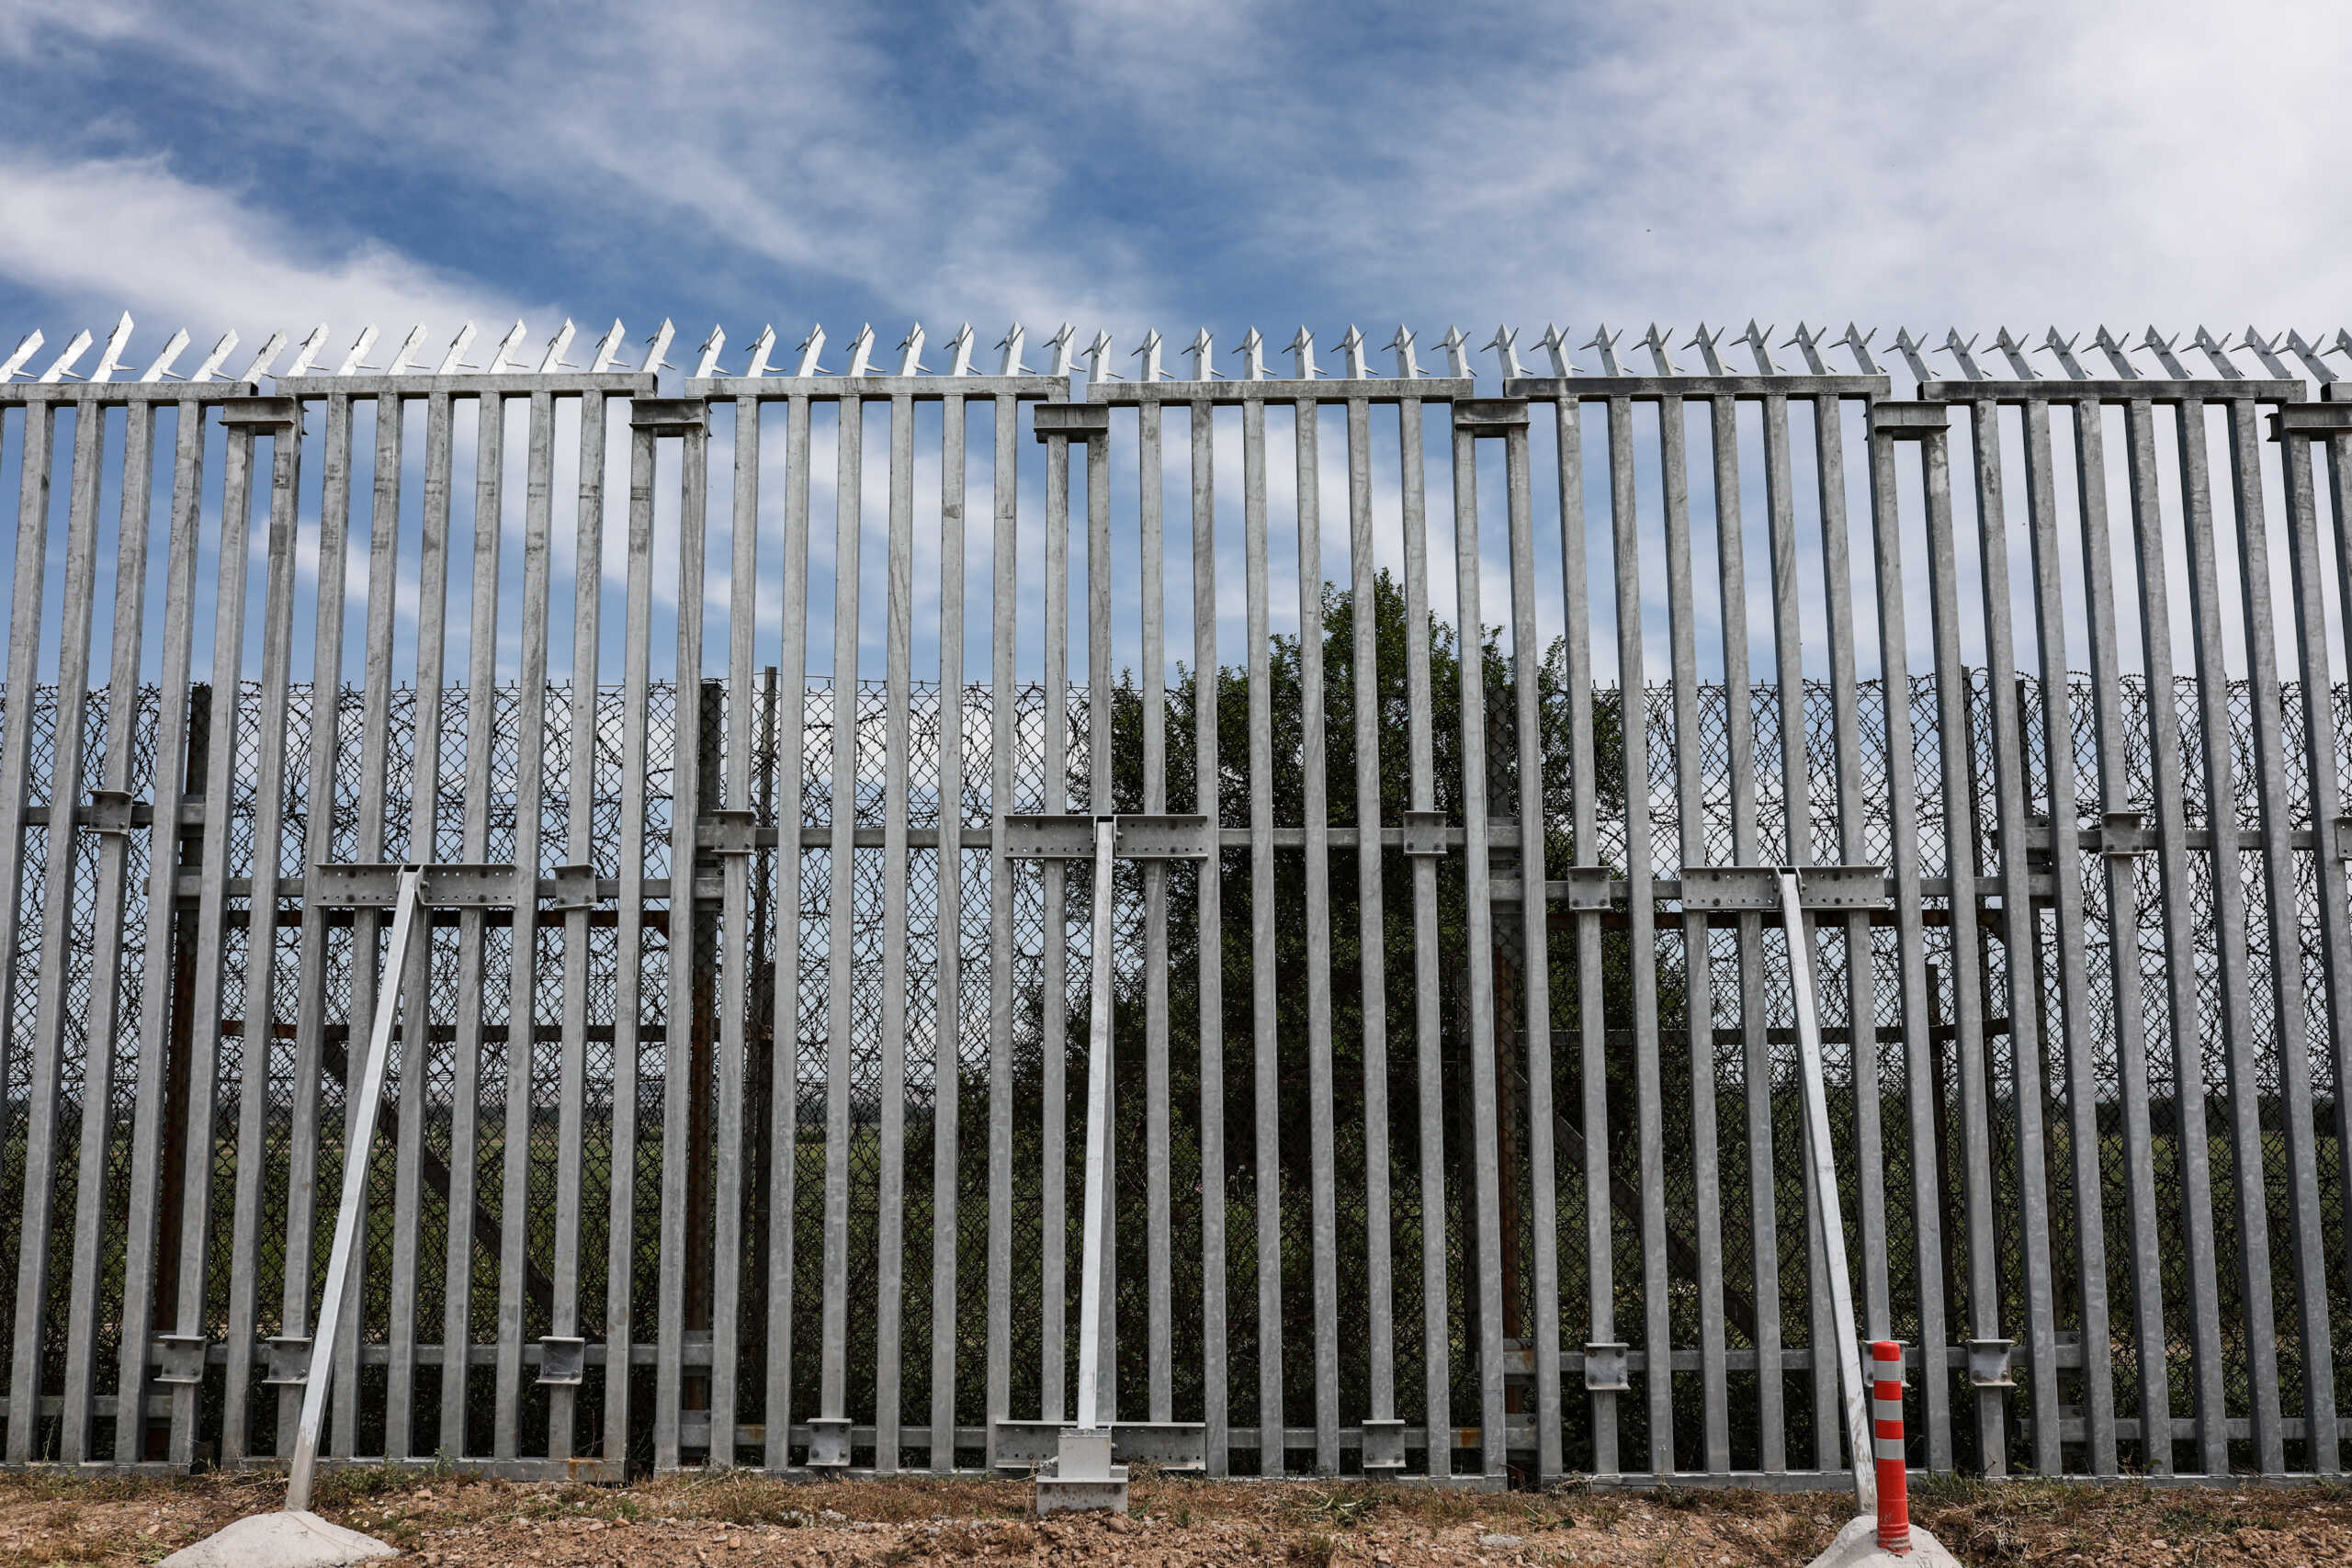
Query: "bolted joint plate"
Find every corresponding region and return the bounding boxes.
[84,787,139,835]
[155,1333,209,1386]
[1583,1341,1633,1392]
[1400,809,1451,857]
[805,1416,854,1469]
[1967,1337,2017,1388]
[1560,864,1615,910]
[629,397,707,434]
[1453,398,1530,434]
[217,395,300,430]
[2100,810,2154,858]
[548,863,601,910]
[2268,404,2352,441]
[536,1335,586,1386]
[1033,403,1111,441]
[311,862,522,908]
[262,1336,311,1387]
[697,808,756,856]
[1360,1416,1407,1472]
[1001,812,1212,861]
[1679,863,1886,913]
[1872,401,1949,440]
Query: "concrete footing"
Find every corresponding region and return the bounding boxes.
[1035,1426,1129,1515]
[1804,1514,1963,1568]
[158,1509,398,1568]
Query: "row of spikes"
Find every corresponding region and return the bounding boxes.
[10,315,2352,386]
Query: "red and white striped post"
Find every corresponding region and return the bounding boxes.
[1870,1341,1911,1555]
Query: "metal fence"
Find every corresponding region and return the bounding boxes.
[1,315,2350,1487]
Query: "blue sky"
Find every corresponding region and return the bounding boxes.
[2,2,2349,696]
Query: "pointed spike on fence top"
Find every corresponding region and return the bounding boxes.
[994,322,1024,378]
[337,324,381,377]
[140,327,191,382]
[2332,328,2352,365]
[1838,322,1882,376]
[738,323,776,379]
[435,321,478,376]
[794,323,828,377]
[537,319,577,375]
[1234,325,1269,381]
[1634,321,1674,377]
[1336,323,1370,380]
[944,322,976,378]
[386,323,429,376]
[190,330,239,382]
[2281,329,2338,383]
[486,319,529,374]
[2091,325,2140,380]
[1081,327,1115,382]
[1486,323,1525,379]
[2038,327,2087,380]
[1534,322,1574,378]
[640,319,677,375]
[1384,324,1419,379]
[1133,327,1165,382]
[283,321,332,378]
[235,330,288,383]
[1889,327,1935,385]
[1736,319,1778,375]
[1938,329,1985,382]
[1185,327,1221,381]
[692,325,727,379]
[37,327,93,382]
[587,320,627,374]
[1432,323,1472,380]
[1583,322,1624,378]
[0,329,41,381]
[2190,325,2244,379]
[2236,325,2293,380]
[1288,323,1318,380]
[91,310,136,381]
[2138,326,2187,378]
[1783,321,1831,376]
[1991,326,2037,380]
[842,322,877,378]
[899,321,929,377]
[1042,321,1076,379]
[1685,321,1730,376]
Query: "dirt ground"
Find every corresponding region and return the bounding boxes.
[0,1466,2347,1567]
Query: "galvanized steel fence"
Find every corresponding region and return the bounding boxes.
[1,315,2350,1487]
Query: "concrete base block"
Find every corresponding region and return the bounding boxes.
[159,1509,397,1568]
[1804,1514,1963,1568]
[1035,1426,1128,1515]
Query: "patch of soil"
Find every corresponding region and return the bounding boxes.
[0,1467,2346,1566]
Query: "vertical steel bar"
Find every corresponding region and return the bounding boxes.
[2018,396,2120,1474]
[1863,409,1951,1470]
[2173,394,2285,1471]
[1606,394,1670,1474]
[1140,397,1172,1428]
[819,390,862,1440]
[2068,394,2170,1473]
[2120,396,2227,1473]
[551,388,608,1461]
[1962,394,2061,1474]
[765,392,813,1469]
[1295,394,1340,1472]
[219,411,303,1464]
[1040,413,1070,1423]
[876,389,913,1470]
[1345,392,1399,1459]
[1190,392,1228,1475]
[985,390,1018,1468]
[2222,394,2335,1472]
[603,413,657,1470]
[1085,421,1115,1420]
[493,389,556,1460]
[1454,415,1510,1480]
[1504,414,1563,1481]
[62,393,159,1462]
[388,392,456,1459]
[1243,394,1282,1472]
[932,391,967,1472]
[1706,393,1759,1474]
